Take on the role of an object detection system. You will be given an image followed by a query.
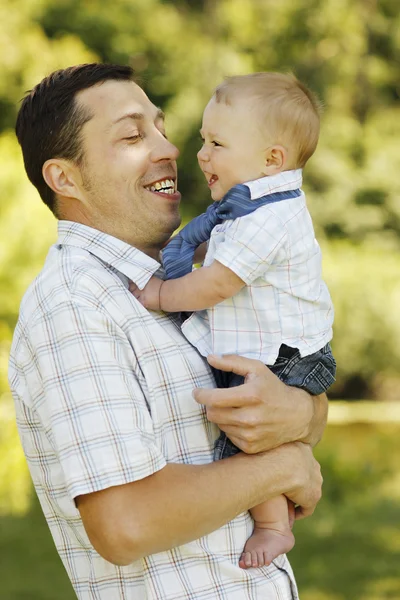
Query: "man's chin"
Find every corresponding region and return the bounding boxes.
[159,213,181,243]
[170,212,182,233]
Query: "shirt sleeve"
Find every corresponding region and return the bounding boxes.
[213,209,288,285]
[26,297,166,501]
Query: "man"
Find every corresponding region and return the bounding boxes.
[9,63,325,600]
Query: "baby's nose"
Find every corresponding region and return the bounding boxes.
[197,145,209,162]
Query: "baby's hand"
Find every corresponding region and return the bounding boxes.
[129,277,163,311]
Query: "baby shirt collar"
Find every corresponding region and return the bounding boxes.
[243,169,303,200]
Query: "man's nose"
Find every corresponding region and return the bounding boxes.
[152,133,180,162]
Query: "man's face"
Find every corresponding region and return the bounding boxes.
[197,96,269,201]
[75,80,181,252]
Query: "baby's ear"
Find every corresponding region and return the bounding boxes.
[262,145,288,175]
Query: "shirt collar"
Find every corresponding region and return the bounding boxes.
[57,221,161,289]
[243,169,303,200]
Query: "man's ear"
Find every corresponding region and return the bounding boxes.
[42,158,86,203]
[262,145,288,175]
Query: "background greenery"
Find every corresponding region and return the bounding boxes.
[2,410,400,600]
[0,0,399,598]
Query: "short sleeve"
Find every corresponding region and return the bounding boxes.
[27,299,166,500]
[213,209,288,284]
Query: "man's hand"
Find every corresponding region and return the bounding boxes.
[130,277,163,311]
[268,441,323,520]
[193,353,328,453]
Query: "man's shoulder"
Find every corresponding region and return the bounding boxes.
[18,243,129,329]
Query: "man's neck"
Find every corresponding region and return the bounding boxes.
[59,208,163,261]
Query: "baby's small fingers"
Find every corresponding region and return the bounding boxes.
[129,281,138,292]
[129,282,143,301]
[130,287,141,300]
[239,552,252,569]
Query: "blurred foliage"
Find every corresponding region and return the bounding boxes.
[0,394,31,516]
[1,6,400,597]
[1,419,399,599]
[291,422,400,600]
[0,0,400,408]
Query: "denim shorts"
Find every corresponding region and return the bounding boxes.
[213,343,336,460]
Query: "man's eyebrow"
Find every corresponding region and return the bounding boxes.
[112,108,165,126]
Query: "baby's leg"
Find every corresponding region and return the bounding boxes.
[239,495,295,569]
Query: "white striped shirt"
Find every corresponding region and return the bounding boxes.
[182,170,334,364]
[9,221,298,600]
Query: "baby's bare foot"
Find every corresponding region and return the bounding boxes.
[239,526,295,569]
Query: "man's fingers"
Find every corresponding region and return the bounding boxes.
[288,500,296,529]
[193,385,257,409]
[294,504,315,520]
[206,409,261,432]
[206,354,266,378]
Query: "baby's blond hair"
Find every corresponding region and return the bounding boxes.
[213,72,322,168]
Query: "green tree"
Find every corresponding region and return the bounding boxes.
[1,0,400,400]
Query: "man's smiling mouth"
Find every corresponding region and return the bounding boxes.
[145,178,176,195]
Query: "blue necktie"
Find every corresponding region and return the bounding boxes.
[162,184,301,279]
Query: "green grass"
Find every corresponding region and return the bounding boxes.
[1,417,400,600]
[291,422,400,600]
[0,497,74,600]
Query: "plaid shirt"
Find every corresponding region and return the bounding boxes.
[182,170,334,364]
[9,221,298,600]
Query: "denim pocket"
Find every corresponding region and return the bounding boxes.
[272,343,336,395]
[301,360,336,395]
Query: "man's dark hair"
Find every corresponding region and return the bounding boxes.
[15,63,135,215]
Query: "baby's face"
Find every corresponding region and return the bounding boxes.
[197,96,270,201]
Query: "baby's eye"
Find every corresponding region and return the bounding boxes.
[212,141,222,147]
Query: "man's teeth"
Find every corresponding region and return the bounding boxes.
[145,179,175,194]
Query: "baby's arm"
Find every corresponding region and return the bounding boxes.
[193,242,208,264]
[130,261,245,312]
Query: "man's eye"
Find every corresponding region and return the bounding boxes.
[124,134,142,142]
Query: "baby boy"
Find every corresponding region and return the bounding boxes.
[131,72,335,569]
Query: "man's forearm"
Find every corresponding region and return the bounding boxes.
[119,456,287,558]
[300,392,328,447]
[77,443,319,565]
[284,386,328,448]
